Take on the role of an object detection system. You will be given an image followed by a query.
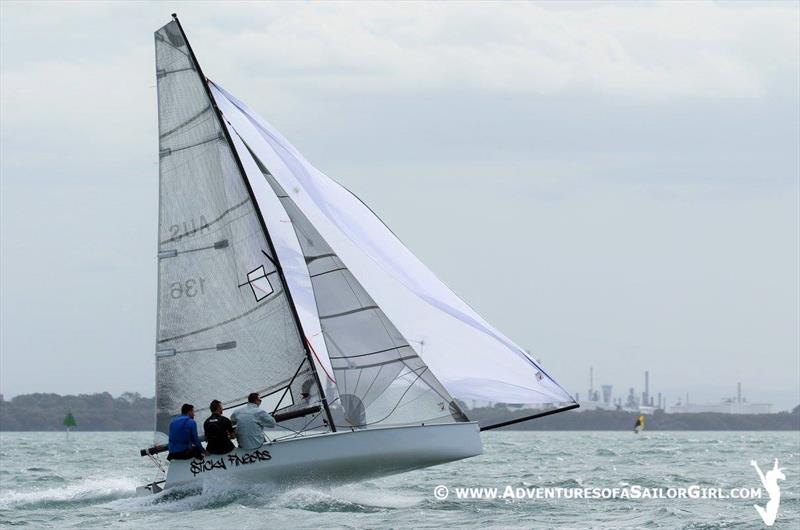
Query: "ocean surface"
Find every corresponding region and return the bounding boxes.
[0,431,797,529]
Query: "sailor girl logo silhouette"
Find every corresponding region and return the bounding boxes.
[750,459,785,526]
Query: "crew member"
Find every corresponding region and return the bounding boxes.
[204,399,235,455]
[231,392,276,450]
[167,403,206,460]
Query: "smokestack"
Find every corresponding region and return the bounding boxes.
[644,370,650,404]
[590,366,594,392]
[601,384,613,406]
[737,382,742,404]
[658,392,662,409]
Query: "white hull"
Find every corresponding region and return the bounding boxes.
[162,422,482,490]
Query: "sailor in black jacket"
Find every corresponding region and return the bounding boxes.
[204,399,235,454]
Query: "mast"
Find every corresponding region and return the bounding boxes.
[169,14,337,432]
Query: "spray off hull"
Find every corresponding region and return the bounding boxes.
[160,422,482,491]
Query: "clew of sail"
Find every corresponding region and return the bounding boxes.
[154,20,335,436]
[209,82,576,428]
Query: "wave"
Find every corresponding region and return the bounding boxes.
[0,476,139,510]
[272,486,396,513]
[1,467,423,516]
[595,448,617,457]
[107,479,424,515]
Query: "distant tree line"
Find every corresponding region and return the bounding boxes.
[467,405,800,431]
[0,392,153,431]
[0,393,798,431]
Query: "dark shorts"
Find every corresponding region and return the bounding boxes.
[206,441,235,455]
[167,447,204,460]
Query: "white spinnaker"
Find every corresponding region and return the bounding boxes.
[225,127,338,397]
[210,81,574,406]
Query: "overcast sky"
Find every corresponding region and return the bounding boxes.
[1,1,798,410]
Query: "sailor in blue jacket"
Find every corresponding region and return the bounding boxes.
[167,403,207,460]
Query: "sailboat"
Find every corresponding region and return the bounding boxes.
[634,414,645,434]
[138,14,577,494]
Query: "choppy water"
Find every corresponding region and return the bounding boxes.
[0,431,798,528]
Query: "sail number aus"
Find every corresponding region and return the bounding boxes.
[170,278,206,299]
[168,216,210,242]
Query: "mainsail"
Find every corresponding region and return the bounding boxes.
[153,16,575,437]
[154,20,334,436]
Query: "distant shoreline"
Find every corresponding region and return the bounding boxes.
[1,392,797,431]
[2,424,798,432]
[466,406,800,431]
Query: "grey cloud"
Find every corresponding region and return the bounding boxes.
[1,2,797,410]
